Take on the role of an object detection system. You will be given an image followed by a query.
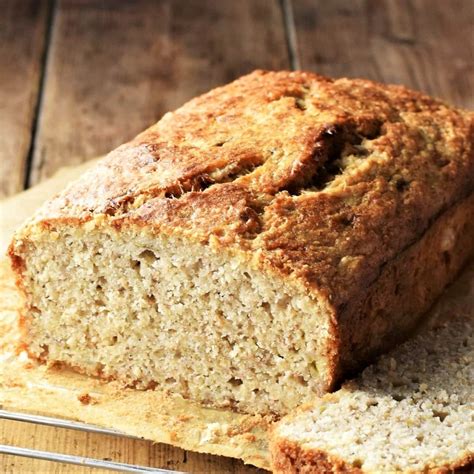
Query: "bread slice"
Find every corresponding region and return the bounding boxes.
[9,70,474,415]
[270,318,474,473]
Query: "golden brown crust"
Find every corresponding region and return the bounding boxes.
[9,69,474,391]
[270,437,360,473]
[451,456,474,473]
[270,438,473,473]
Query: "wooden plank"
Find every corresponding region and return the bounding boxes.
[292,0,474,108]
[0,419,263,473]
[0,0,50,199]
[29,0,289,186]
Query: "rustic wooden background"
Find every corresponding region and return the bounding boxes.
[0,0,472,472]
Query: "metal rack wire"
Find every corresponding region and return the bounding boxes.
[0,409,186,473]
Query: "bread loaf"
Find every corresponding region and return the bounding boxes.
[9,70,474,415]
[270,317,474,473]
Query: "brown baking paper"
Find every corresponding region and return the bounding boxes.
[0,160,473,472]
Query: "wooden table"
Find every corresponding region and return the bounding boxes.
[1,0,472,472]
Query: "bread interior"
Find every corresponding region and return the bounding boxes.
[18,223,332,415]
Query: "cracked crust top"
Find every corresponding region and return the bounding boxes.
[19,70,474,308]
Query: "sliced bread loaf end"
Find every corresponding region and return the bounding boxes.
[270,318,474,473]
[9,70,474,416]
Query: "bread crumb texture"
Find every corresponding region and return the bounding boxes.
[271,319,474,473]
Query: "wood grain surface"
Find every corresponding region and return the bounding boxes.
[28,0,289,186]
[1,419,262,474]
[0,0,473,472]
[0,0,50,199]
[292,0,474,108]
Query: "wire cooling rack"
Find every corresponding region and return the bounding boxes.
[0,409,186,473]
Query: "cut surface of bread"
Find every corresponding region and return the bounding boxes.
[270,318,474,473]
[9,70,474,415]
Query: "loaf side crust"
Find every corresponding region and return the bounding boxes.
[335,192,474,382]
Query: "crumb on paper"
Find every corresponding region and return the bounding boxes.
[178,414,193,422]
[199,422,228,445]
[78,392,98,405]
[241,433,256,442]
[3,376,25,388]
[47,360,65,370]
